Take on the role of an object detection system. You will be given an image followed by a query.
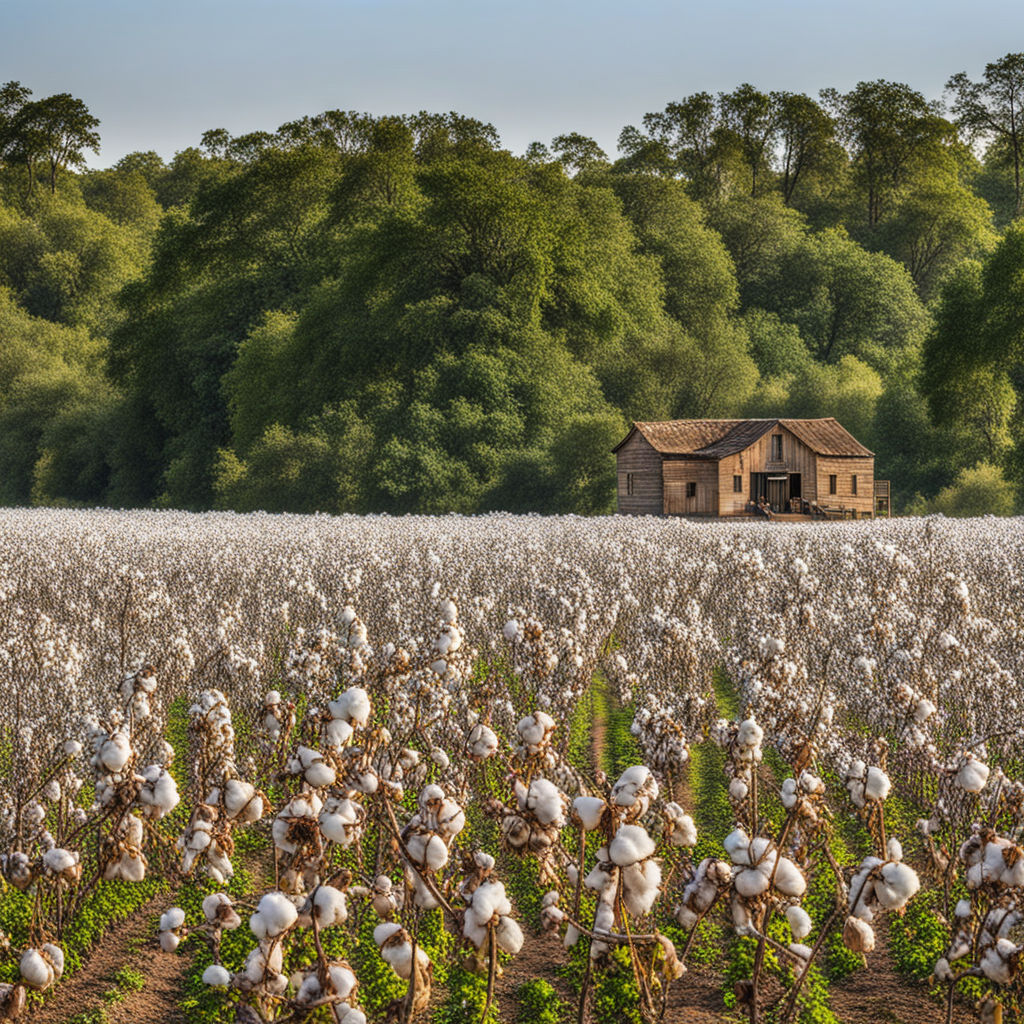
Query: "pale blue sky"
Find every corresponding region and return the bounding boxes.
[2,0,1022,167]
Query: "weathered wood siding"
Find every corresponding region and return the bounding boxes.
[715,427,819,514]
[615,432,663,515]
[816,457,875,516]
[663,459,719,516]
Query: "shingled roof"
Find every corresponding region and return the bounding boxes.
[613,419,873,458]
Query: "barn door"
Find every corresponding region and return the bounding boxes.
[767,477,786,512]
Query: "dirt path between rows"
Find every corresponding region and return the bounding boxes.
[29,889,190,1024]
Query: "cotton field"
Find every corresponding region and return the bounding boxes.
[0,509,1023,1024]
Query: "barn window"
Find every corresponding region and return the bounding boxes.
[686,482,697,498]
[733,475,742,493]
[771,434,783,460]
[626,473,634,496]
[851,475,858,495]
[829,474,837,495]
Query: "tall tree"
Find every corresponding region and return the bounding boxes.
[822,80,951,226]
[12,93,100,192]
[947,53,1024,217]
[718,84,779,197]
[771,92,837,205]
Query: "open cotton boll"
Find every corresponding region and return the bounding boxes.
[42,847,79,876]
[495,915,524,954]
[737,718,763,749]
[329,687,371,727]
[203,964,231,987]
[622,860,661,916]
[573,796,606,831]
[327,963,357,1000]
[786,905,812,941]
[864,767,890,802]
[875,862,920,910]
[99,731,132,773]
[251,892,298,939]
[956,757,990,794]
[203,893,242,929]
[773,857,807,898]
[524,778,567,827]
[663,803,697,847]
[789,943,813,960]
[781,778,798,809]
[304,760,336,788]
[224,779,262,822]
[611,765,658,810]
[160,931,180,952]
[467,723,498,760]
[19,949,57,990]
[313,886,348,927]
[734,868,770,898]
[160,907,186,932]
[609,824,656,866]
[729,778,749,802]
[980,939,1019,984]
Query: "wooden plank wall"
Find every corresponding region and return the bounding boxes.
[663,459,719,515]
[616,432,663,514]
[816,457,875,515]
[716,427,818,514]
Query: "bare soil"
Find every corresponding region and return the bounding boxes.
[29,889,189,1024]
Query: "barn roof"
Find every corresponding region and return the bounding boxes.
[613,418,873,458]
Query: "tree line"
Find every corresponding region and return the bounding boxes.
[0,55,1022,515]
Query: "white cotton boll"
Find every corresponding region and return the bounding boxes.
[313,886,348,927]
[887,838,903,863]
[430,748,450,769]
[160,931,180,952]
[439,598,458,623]
[304,761,336,788]
[43,848,77,874]
[789,943,813,960]
[374,922,403,947]
[875,862,920,910]
[430,658,447,676]
[864,767,890,802]
[934,957,953,982]
[773,858,807,898]
[325,718,354,749]
[328,964,357,1000]
[495,916,524,954]
[296,973,321,1004]
[203,965,231,987]
[729,778,749,802]
[956,757,990,794]
[609,824,656,866]
[563,924,580,948]
[525,778,566,827]
[786,905,812,941]
[160,907,186,932]
[100,731,132,773]
[664,804,697,847]
[19,949,55,990]
[467,723,498,759]
[734,869,770,898]
[64,739,83,756]
[954,899,971,918]
[781,777,798,809]
[337,1010,366,1024]
[980,939,1018,984]
[573,796,606,831]
[737,718,763,748]
[424,834,449,871]
[503,619,520,641]
[724,829,751,864]
[252,892,298,938]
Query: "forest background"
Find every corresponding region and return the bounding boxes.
[1,56,1023,516]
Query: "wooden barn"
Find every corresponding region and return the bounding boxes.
[613,418,880,518]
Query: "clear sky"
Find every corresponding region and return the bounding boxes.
[2,0,1022,168]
